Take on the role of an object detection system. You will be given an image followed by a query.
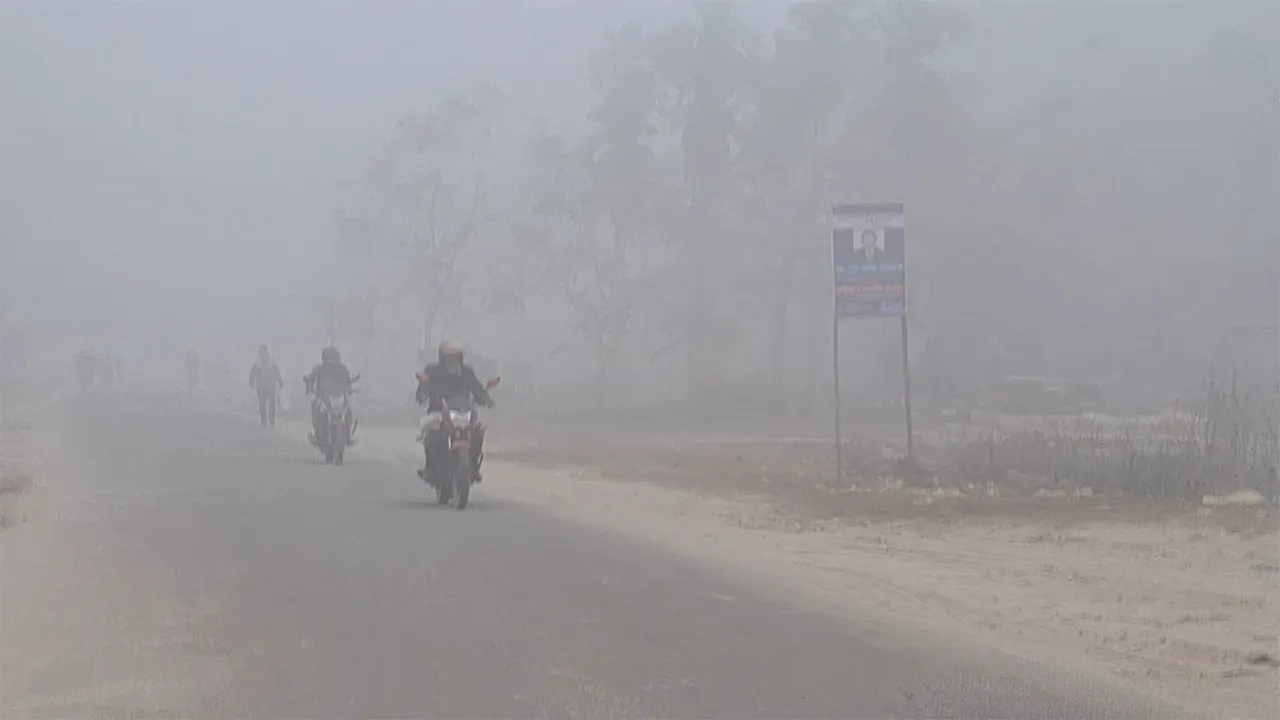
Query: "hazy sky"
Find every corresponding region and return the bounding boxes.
[1,0,1274,363]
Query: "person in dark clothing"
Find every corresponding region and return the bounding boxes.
[303,346,356,445]
[304,346,353,396]
[76,349,97,392]
[184,349,200,392]
[415,341,493,483]
[249,344,284,427]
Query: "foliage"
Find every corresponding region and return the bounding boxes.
[348,88,509,354]
[342,2,1278,412]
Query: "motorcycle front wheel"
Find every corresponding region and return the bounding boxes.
[332,420,348,466]
[453,453,472,510]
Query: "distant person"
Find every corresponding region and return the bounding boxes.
[249,344,284,427]
[98,353,117,388]
[76,349,97,392]
[184,349,200,391]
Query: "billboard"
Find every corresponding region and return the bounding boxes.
[832,202,906,318]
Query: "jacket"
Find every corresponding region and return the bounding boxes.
[416,363,492,412]
[249,360,283,394]
[305,361,352,397]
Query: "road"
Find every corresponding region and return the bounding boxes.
[1,390,1184,718]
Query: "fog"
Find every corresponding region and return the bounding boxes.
[2,0,1276,416]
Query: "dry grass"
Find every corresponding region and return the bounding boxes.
[942,375,1278,502]
[0,407,38,528]
[491,373,1276,533]
[0,462,34,528]
[492,434,1277,535]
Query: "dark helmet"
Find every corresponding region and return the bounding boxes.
[437,340,464,363]
[322,346,340,364]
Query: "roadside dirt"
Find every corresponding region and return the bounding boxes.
[314,417,1277,720]
[494,430,1278,530]
[0,409,43,530]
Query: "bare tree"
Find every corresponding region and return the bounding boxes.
[650,4,761,401]
[359,88,508,354]
[515,25,661,408]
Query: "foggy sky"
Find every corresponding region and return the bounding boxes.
[1,1,1275,379]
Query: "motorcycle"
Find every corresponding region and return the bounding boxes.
[312,374,360,466]
[415,373,500,510]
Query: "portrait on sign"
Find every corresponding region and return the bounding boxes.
[833,214,904,267]
[831,203,906,318]
[858,228,883,262]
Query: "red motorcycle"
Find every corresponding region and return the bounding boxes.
[311,374,360,466]
[415,373,500,510]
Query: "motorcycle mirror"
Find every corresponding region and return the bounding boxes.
[485,376,501,389]
[351,373,362,383]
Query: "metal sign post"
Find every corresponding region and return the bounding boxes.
[830,202,914,485]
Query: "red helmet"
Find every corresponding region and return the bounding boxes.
[437,341,463,362]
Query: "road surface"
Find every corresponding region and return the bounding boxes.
[1,390,1184,718]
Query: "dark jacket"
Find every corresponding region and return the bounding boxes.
[305,361,352,397]
[416,363,492,412]
[249,360,283,394]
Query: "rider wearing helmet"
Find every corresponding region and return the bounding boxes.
[304,346,355,444]
[415,341,494,483]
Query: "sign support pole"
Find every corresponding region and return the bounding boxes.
[899,313,915,464]
[832,311,844,488]
[831,201,909,483]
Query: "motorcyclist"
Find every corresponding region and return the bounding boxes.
[303,346,356,446]
[415,341,493,483]
[248,344,284,427]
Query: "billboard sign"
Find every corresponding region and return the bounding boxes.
[832,202,906,318]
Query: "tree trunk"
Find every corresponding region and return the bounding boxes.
[804,258,822,407]
[684,224,726,403]
[593,342,612,410]
[767,252,799,401]
[685,281,719,402]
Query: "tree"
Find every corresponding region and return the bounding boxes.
[359,88,508,354]
[828,0,979,404]
[650,4,762,400]
[515,24,661,408]
[739,2,873,400]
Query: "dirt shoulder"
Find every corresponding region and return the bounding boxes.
[288,417,1278,719]
[0,405,44,530]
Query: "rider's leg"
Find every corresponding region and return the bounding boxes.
[309,400,323,443]
[258,392,270,426]
[417,414,442,480]
[268,393,277,426]
[418,439,430,480]
[470,423,485,482]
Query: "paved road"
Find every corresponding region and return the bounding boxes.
[1,390,1182,718]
